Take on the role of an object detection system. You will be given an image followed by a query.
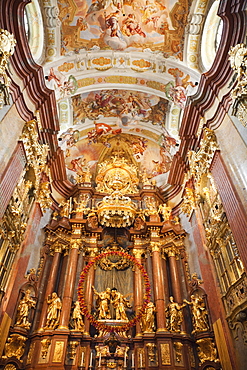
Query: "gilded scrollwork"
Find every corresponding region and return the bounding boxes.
[196,338,219,364]
[229,43,247,127]
[174,342,183,363]
[3,334,27,360]
[0,29,16,108]
[40,338,51,359]
[97,245,132,271]
[68,341,79,360]
[146,343,156,363]
[160,343,171,365]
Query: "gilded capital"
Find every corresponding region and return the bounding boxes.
[70,239,81,250]
[164,246,179,258]
[132,248,145,259]
[150,241,161,253]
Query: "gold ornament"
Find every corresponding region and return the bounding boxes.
[3,334,27,360]
[184,295,210,334]
[140,301,156,333]
[40,338,51,359]
[196,338,219,364]
[0,29,16,108]
[15,289,36,329]
[165,296,186,333]
[45,292,62,329]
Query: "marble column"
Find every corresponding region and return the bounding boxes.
[38,243,63,329]
[59,239,81,329]
[133,247,145,337]
[150,241,166,332]
[165,246,182,303]
[84,247,98,336]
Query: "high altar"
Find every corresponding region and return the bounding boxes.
[3,149,220,370]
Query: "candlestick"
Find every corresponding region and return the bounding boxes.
[124,352,127,368]
[140,353,142,368]
[89,351,93,368]
[99,353,101,368]
[132,353,134,368]
[80,351,84,366]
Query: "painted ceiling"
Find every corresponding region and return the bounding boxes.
[58,0,188,56]
[35,0,209,194]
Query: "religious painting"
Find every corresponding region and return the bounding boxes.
[58,0,190,57]
[72,89,169,127]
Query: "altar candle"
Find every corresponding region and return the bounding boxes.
[140,353,142,368]
[99,353,101,368]
[132,353,134,368]
[80,351,84,366]
[89,351,93,367]
[124,352,127,367]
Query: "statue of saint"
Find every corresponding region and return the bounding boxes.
[158,203,172,221]
[92,286,111,320]
[111,288,131,321]
[45,292,62,329]
[15,289,36,329]
[184,295,210,333]
[71,301,84,331]
[87,212,99,229]
[140,301,156,333]
[165,296,186,332]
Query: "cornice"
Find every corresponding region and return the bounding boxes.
[168,0,247,186]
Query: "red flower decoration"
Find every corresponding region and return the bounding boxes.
[78,251,151,333]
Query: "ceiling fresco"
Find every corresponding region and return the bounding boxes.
[39,0,202,194]
[58,0,190,56]
[71,89,169,126]
[59,129,178,188]
[57,89,178,188]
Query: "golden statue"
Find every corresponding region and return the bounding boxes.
[165,296,186,333]
[45,292,62,329]
[140,301,156,333]
[111,287,131,321]
[158,203,172,221]
[71,301,84,331]
[184,295,210,333]
[87,212,99,229]
[15,289,36,329]
[92,286,111,320]
[59,199,70,218]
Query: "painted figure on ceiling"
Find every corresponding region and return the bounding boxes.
[122,14,146,38]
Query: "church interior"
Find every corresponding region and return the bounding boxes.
[0,0,247,369]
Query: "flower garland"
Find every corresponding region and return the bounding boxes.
[78,250,151,333]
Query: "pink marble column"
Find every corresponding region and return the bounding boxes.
[150,242,166,332]
[166,247,182,303]
[133,248,145,336]
[84,248,97,335]
[59,239,80,329]
[38,244,62,329]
